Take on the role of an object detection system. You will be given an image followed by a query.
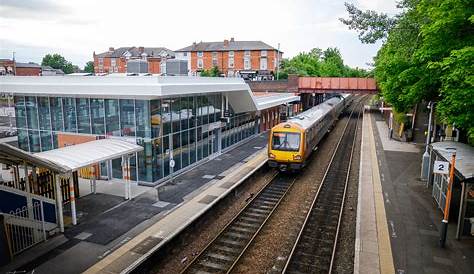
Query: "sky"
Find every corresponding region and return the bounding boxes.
[0,0,399,69]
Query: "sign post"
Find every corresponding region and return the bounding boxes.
[439,149,456,248]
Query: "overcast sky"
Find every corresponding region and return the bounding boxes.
[0,0,398,69]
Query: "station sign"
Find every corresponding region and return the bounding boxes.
[169,159,175,168]
[433,160,450,175]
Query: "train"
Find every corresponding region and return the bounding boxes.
[268,94,353,171]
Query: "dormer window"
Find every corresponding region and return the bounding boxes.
[197,51,203,57]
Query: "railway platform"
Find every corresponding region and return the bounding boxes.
[356,112,474,274]
[1,133,269,274]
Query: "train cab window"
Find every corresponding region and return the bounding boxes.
[272,132,300,151]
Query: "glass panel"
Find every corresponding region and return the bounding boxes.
[105,99,120,136]
[76,98,91,134]
[138,141,152,182]
[28,130,41,152]
[190,96,196,128]
[181,130,189,168]
[197,127,203,161]
[25,96,38,130]
[62,97,77,132]
[151,99,161,138]
[272,132,301,151]
[130,155,137,181]
[163,135,170,177]
[14,96,27,129]
[49,97,63,132]
[162,99,171,135]
[40,131,52,151]
[37,97,51,131]
[90,99,105,135]
[202,131,209,158]
[120,99,135,137]
[17,129,29,151]
[171,97,180,133]
[189,128,196,164]
[136,100,151,138]
[173,132,181,171]
[207,95,216,123]
[153,139,163,181]
[112,158,122,179]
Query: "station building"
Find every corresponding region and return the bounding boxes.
[1,76,299,185]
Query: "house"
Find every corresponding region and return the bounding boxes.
[14,62,42,76]
[93,46,175,74]
[175,38,282,79]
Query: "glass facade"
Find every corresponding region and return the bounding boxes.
[14,94,258,184]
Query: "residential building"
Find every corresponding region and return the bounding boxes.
[93,46,175,74]
[2,76,299,185]
[175,38,282,79]
[0,59,15,75]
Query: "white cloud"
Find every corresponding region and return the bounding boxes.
[0,0,398,69]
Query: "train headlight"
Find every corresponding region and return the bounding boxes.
[269,153,275,159]
[293,155,302,160]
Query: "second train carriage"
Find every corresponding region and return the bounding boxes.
[268,94,352,171]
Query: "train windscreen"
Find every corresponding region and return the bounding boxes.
[272,132,300,151]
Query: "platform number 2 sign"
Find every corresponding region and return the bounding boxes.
[434,160,450,175]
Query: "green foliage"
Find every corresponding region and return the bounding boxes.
[344,0,474,143]
[41,53,75,74]
[278,47,370,78]
[340,2,398,44]
[200,66,221,77]
[84,61,94,73]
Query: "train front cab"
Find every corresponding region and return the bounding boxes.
[268,123,305,171]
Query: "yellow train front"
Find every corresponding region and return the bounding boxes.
[268,123,306,171]
[268,95,351,171]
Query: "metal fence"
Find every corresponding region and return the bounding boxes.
[2,201,47,256]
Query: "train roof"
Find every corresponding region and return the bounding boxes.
[287,96,343,130]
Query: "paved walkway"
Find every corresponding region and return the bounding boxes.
[356,112,474,274]
[1,134,268,274]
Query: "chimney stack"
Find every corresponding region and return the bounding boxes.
[138,46,145,54]
[230,37,235,42]
[109,47,114,52]
[224,39,229,47]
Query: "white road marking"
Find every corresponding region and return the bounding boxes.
[389,220,397,238]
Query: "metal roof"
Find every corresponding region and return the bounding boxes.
[95,47,175,58]
[254,93,300,110]
[34,139,143,172]
[430,141,474,182]
[0,143,69,173]
[286,97,343,130]
[176,41,276,52]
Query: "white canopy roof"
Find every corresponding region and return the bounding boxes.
[1,76,266,113]
[254,93,300,110]
[34,139,143,172]
[431,141,474,181]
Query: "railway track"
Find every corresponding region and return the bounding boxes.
[282,101,362,274]
[180,172,296,274]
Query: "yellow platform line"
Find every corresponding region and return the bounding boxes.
[368,114,395,274]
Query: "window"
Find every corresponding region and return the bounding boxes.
[197,59,203,69]
[62,98,77,132]
[197,51,203,57]
[111,58,116,67]
[261,50,267,57]
[98,58,104,65]
[244,50,250,56]
[90,98,105,135]
[271,132,300,151]
[212,52,218,66]
[244,58,250,70]
[228,57,234,68]
[260,57,267,70]
[76,98,91,134]
[183,52,188,57]
[228,51,234,57]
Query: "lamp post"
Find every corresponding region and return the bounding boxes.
[440,147,456,248]
[421,101,434,180]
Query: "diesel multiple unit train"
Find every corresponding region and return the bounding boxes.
[268,94,353,171]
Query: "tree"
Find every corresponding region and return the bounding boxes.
[41,53,75,74]
[84,61,94,73]
[342,0,474,142]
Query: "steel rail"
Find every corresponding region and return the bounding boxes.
[282,98,363,274]
[179,170,297,274]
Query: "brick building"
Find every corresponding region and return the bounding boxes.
[93,46,175,74]
[175,38,282,79]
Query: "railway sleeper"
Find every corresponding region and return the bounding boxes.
[224,231,251,239]
[247,207,271,214]
[244,211,268,218]
[197,260,227,271]
[228,225,255,234]
[239,216,261,223]
[234,220,260,228]
[214,245,241,255]
[206,252,235,263]
[218,238,245,247]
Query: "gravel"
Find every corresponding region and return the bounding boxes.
[231,102,359,274]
